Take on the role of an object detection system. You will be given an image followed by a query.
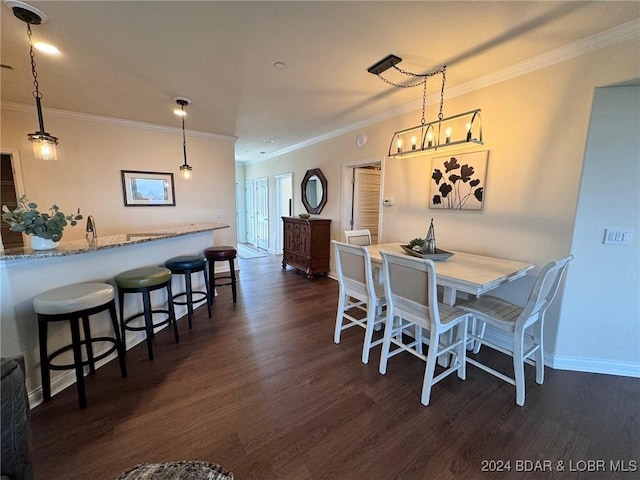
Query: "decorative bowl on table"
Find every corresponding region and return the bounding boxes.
[298,213,311,219]
[400,244,453,261]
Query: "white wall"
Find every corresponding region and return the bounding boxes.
[1,105,238,247]
[555,85,640,375]
[242,37,639,375]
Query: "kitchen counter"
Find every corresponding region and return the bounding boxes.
[1,222,230,405]
[0,222,228,262]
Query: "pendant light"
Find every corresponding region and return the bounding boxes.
[8,1,59,161]
[173,97,193,180]
[368,55,483,157]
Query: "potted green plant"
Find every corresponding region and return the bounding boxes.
[2,195,82,250]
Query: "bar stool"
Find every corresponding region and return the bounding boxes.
[115,267,178,361]
[203,246,237,304]
[34,282,127,409]
[165,254,211,329]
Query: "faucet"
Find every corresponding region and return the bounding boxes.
[86,215,97,240]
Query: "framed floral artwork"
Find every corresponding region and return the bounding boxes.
[429,150,488,210]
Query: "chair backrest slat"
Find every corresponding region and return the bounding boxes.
[344,229,372,246]
[521,255,574,321]
[333,241,376,300]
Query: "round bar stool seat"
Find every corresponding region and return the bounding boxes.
[203,246,237,304]
[34,282,127,409]
[116,267,172,289]
[165,255,211,329]
[115,267,178,361]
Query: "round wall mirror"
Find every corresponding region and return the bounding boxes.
[301,168,327,214]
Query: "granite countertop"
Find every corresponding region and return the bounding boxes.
[0,223,229,261]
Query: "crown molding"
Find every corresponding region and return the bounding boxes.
[246,18,640,164]
[2,102,237,142]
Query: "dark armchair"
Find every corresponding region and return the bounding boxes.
[1,356,33,480]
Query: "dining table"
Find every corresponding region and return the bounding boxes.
[368,242,534,365]
[368,242,534,306]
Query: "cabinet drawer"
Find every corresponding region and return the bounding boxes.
[283,251,310,268]
[295,255,310,267]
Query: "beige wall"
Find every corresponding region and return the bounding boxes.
[1,105,238,246]
[242,37,639,373]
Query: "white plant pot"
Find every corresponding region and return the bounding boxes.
[30,236,59,251]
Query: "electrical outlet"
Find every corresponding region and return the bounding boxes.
[603,228,632,245]
[216,210,226,218]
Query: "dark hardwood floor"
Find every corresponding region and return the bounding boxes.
[30,252,639,479]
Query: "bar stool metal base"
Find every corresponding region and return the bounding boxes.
[116,267,178,361]
[165,255,211,329]
[203,246,237,305]
[37,299,127,409]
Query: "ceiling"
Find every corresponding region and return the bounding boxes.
[2,1,638,163]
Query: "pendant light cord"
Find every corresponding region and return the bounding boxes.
[27,24,42,100]
[376,64,447,125]
[27,23,48,136]
[181,105,188,166]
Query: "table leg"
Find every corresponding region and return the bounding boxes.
[442,287,456,306]
[438,287,457,367]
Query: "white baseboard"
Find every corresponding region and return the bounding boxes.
[27,306,192,408]
[469,326,640,378]
[546,354,640,378]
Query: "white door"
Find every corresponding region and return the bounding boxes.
[275,173,293,253]
[235,181,244,243]
[353,167,381,244]
[255,177,269,251]
[245,179,255,246]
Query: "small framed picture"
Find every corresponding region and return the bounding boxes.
[429,150,488,210]
[121,170,176,207]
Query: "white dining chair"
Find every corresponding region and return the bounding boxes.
[332,241,387,364]
[379,250,469,406]
[344,229,372,246]
[458,255,574,406]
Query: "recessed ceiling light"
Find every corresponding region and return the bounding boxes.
[264,139,275,143]
[273,61,286,70]
[34,42,59,55]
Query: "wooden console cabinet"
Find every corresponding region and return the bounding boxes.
[282,217,331,279]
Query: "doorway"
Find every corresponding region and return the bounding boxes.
[341,159,383,244]
[275,173,293,254]
[255,177,269,251]
[245,179,255,246]
[0,151,25,249]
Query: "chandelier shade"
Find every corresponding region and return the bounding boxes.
[388,109,482,158]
